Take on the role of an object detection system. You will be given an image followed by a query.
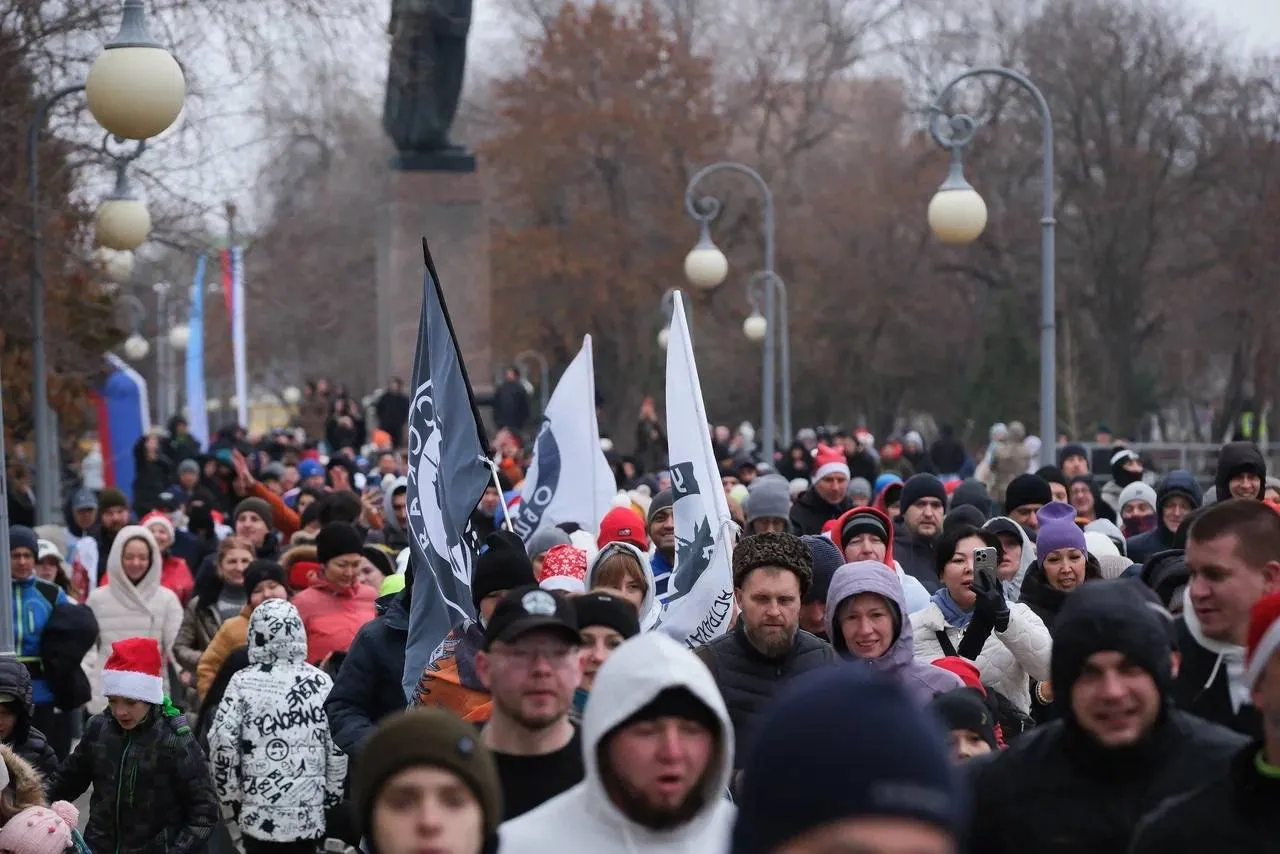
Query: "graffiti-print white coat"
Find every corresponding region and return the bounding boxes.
[208,599,347,842]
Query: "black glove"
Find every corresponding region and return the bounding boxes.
[970,570,1010,633]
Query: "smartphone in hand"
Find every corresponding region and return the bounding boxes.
[973,546,1000,589]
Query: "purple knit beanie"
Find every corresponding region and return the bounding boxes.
[1036,501,1087,562]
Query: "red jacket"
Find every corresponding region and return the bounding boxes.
[292,576,378,665]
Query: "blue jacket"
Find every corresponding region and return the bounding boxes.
[650,550,674,603]
[325,592,410,756]
[12,575,69,705]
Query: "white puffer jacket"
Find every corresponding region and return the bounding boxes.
[910,600,1052,712]
[208,599,347,843]
[85,526,183,713]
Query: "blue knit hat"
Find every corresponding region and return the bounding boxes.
[1035,501,1087,562]
[731,668,964,854]
[8,526,38,557]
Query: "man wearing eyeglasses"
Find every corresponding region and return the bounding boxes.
[476,585,585,819]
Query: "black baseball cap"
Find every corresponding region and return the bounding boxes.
[483,584,579,650]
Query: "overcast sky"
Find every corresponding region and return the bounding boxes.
[161,0,1280,236]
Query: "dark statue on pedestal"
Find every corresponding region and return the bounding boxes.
[383,0,474,171]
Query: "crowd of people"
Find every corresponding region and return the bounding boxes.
[2,390,1277,853]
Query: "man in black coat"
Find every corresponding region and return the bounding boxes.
[325,574,412,756]
[693,533,835,767]
[788,445,852,535]
[967,582,1246,853]
[374,378,411,449]
[1130,591,1280,854]
[493,367,532,436]
[1176,499,1279,738]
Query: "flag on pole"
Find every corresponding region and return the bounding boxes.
[511,335,614,541]
[656,292,736,647]
[185,254,208,447]
[230,245,249,428]
[402,238,493,702]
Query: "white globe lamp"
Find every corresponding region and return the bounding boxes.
[85,1,186,140]
[683,234,729,290]
[282,386,302,406]
[168,323,189,351]
[927,164,988,244]
[657,327,670,350]
[123,333,149,360]
[743,312,767,342]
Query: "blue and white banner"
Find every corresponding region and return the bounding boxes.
[402,239,492,702]
[512,335,614,541]
[657,292,736,647]
[185,254,208,447]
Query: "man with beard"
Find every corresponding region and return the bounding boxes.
[500,632,735,853]
[68,487,132,597]
[476,585,585,819]
[694,533,834,767]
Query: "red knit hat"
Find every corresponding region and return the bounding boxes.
[931,656,985,695]
[537,544,588,593]
[597,506,649,552]
[102,637,164,704]
[1245,591,1280,689]
[811,444,850,483]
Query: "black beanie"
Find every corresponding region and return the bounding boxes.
[930,688,998,749]
[1004,474,1053,513]
[315,522,365,565]
[1035,465,1069,490]
[8,526,38,557]
[647,489,674,525]
[98,487,128,513]
[1050,582,1172,721]
[613,686,719,736]
[471,530,535,611]
[573,590,640,639]
[362,545,396,579]
[355,709,502,845]
[732,532,812,596]
[900,473,946,513]
[243,560,286,598]
[732,668,964,854]
[800,534,843,606]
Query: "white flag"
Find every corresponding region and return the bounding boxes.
[512,335,615,541]
[657,293,736,647]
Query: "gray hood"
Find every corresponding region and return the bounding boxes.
[382,477,408,534]
[983,515,1036,602]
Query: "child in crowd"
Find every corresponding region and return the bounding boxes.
[48,637,219,854]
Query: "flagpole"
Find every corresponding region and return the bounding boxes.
[480,456,514,533]
[422,239,490,452]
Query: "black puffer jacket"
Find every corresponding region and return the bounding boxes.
[693,624,834,766]
[326,591,410,755]
[968,583,1247,854]
[1130,740,1280,854]
[0,657,59,784]
[49,705,219,854]
[1017,554,1103,633]
[788,487,850,536]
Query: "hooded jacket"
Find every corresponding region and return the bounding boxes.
[1171,587,1261,739]
[823,562,962,704]
[378,476,410,551]
[830,506,931,613]
[1126,471,1202,565]
[0,657,59,784]
[0,743,48,823]
[208,600,346,842]
[11,567,67,706]
[967,583,1247,854]
[326,590,412,754]
[500,633,736,854]
[85,526,184,714]
[586,541,662,633]
[982,516,1037,602]
[1214,441,1266,500]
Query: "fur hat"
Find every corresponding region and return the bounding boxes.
[732,532,812,596]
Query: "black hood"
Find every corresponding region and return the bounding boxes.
[0,658,34,744]
[1214,441,1266,500]
[1051,581,1172,724]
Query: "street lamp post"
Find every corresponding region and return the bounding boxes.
[514,350,550,416]
[927,67,1056,466]
[682,162,791,462]
[27,0,185,529]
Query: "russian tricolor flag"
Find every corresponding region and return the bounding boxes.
[89,353,151,503]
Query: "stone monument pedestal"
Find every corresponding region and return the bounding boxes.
[376,163,494,399]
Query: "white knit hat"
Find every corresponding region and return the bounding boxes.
[101,637,164,704]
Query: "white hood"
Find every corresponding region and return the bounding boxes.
[104,525,163,612]
[984,516,1036,602]
[1181,586,1250,713]
[588,542,661,632]
[582,633,734,839]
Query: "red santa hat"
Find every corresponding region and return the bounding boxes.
[537,544,588,594]
[811,444,850,484]
[140,511,175,542]
[1245,591,1280,690]
[101,637,165,705]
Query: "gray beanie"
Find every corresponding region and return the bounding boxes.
[647,489,674,525]
[527,527,571,559]
[745,474,793,527]
[847,477,872,500]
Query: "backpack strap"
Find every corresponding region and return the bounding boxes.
[935,630,959,658]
